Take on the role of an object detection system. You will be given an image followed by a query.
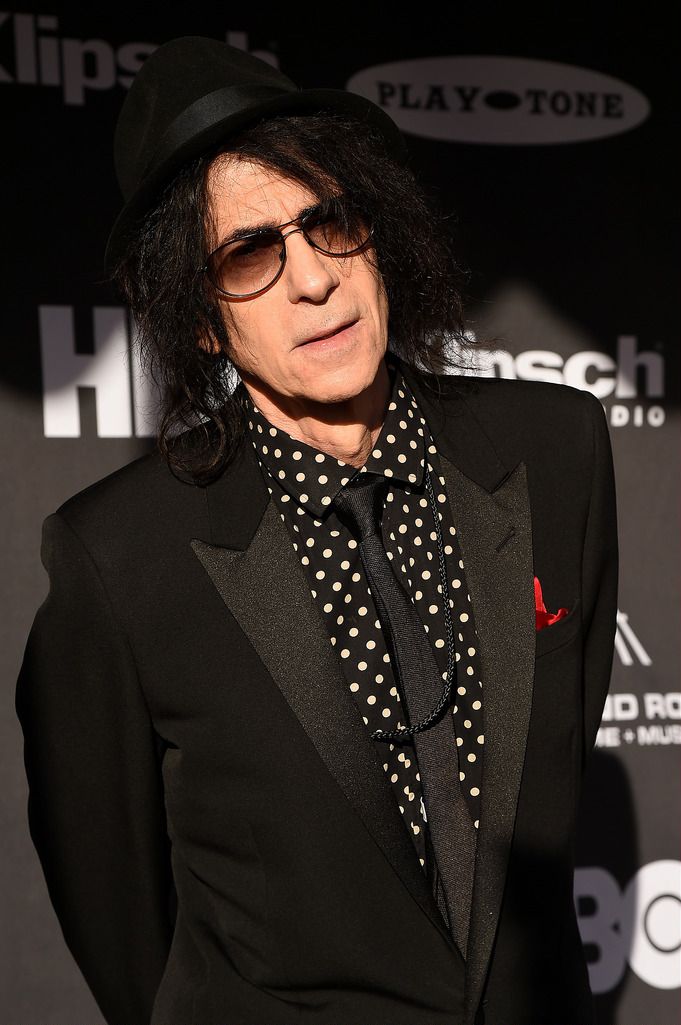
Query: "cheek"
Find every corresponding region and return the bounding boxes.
[220,308,254,370]
[222,304,254,349]
[222,304,281,370]
[349,257,385,314]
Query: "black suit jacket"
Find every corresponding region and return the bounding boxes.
[16,356,618,1025]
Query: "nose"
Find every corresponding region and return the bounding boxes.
[281,227,339,303]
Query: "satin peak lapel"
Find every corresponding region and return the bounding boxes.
[189,456,458,954]
[439,453,535,1024]
[396,358,535,1022]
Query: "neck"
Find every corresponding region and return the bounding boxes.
[242,358,393,469]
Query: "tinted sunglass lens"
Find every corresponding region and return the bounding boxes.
[306,206,371,255]
[211,232,283,295]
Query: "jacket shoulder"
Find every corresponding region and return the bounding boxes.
[444,370,602,432]
[408,368,606,480]
[463,374,607,453]
[55,447,169,529]
[431,371,599,421]
[50,428,212,558]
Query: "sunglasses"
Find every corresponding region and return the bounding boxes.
[203,195,374,299]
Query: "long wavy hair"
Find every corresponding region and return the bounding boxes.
[109,110,477,484]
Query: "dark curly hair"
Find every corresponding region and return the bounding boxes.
[108,110,478,483]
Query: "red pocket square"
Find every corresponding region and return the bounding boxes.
[534,576,569,631]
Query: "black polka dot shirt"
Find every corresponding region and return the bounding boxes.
[239,355,484,872]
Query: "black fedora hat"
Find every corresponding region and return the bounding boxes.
[104,35,408,275]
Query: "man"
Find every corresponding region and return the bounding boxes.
[15,36,618,1025]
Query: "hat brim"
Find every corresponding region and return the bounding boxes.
[103,88,408,276]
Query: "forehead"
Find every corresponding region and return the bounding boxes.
[206,155,316,240]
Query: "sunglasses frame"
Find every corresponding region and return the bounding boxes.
[202,201,374,300]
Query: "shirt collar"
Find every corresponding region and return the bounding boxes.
[240,356,428,519]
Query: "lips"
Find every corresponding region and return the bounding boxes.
[298,319,358,346]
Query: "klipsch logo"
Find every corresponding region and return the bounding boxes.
[347,56,650,144]
[0,11,154,105]
[463,334,666,429]
[0,17,276,105]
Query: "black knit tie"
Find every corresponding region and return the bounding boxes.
[333,471,476,958]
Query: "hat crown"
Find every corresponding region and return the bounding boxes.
[104,34,407,274]
[114,36,297,200]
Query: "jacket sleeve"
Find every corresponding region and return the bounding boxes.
[15,511,175,1025]
[579,390,619,771]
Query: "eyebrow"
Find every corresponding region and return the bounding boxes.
[218,201,326,248]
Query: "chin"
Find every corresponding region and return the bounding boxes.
[309,361,378,404]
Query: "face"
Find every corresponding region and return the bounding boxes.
[204,156,390,418]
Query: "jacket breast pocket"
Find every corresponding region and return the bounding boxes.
[535,597,582,659]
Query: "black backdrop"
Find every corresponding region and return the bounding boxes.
[3,7,679,1023]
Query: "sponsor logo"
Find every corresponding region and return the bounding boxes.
[460,333,666,428]
[347,56,650,144]
[575,862,681,991]
[40,305,157,436]
[594,620,681,751]
[39,304,244,438]
[0,18,276,105]
[598,614,680,750]
[39,307,671,444]
[615,610,652,667]
[598,692,681,749]
[603,693,681,722]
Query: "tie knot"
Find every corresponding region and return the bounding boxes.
[333,473,389,542]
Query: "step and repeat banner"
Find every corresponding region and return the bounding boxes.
[3,9,679,1025]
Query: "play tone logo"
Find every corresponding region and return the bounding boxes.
[347,56,650,144]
